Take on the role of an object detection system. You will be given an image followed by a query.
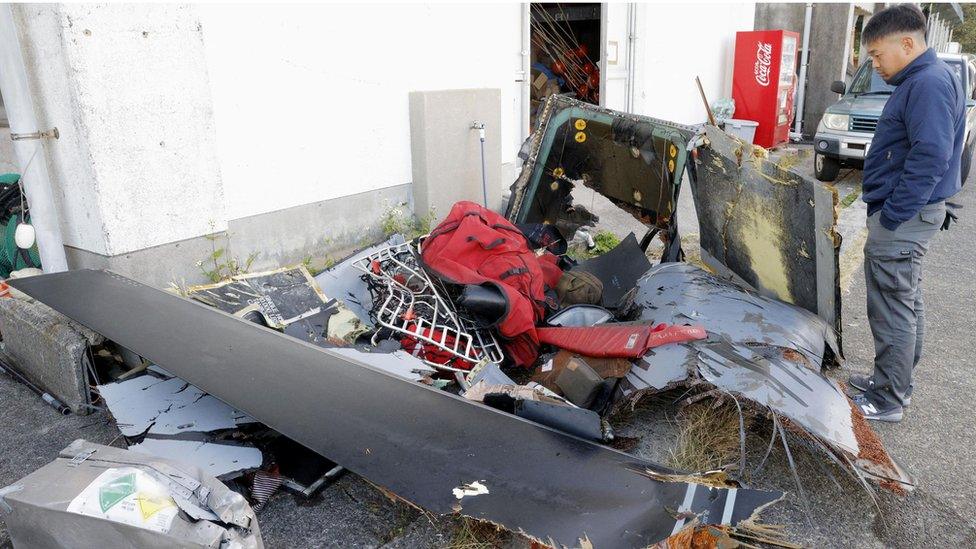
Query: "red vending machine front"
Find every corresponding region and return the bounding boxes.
[732,30,798,148]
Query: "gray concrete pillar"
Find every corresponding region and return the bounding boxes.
[10,4,226,285]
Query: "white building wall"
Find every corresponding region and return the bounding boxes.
[635,3,756,125]
[198,3,524,221]
[1,2,755,276]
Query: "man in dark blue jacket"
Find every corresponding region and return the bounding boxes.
[849,4,964,422]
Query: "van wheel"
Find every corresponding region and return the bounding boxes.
[815,153,840,182]
[961,139,973,186]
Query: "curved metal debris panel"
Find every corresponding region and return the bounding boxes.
[635,263,840,368]
[623,263,911,490]
[10,270,782,548]
[692,126,842,337]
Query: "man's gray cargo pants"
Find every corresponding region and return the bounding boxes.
[863,201,946,408]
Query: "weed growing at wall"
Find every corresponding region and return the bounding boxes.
[196,222,258,282]
[379,202,438,239]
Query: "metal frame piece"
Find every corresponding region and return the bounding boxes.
[354,240,504,371]
[507,95,696,254]
[10,270,782,548]
[508,99,842,341]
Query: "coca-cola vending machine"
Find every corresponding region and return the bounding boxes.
[732,30,799,148]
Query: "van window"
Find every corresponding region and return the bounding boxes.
[968,62,976,99]
[848,63,895,95]
[946,60,964,87]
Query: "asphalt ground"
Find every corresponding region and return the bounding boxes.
[1,150,974,548]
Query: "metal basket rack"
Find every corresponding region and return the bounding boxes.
[353,239,504,372]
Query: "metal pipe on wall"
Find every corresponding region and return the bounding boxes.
[626,3,638,113]
[520,2,531,145]
[0,4,68,272]
[792,2,813,139]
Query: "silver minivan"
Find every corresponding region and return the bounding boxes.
[813,52,976,182]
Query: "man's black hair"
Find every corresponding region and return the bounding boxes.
[862,4,927,45]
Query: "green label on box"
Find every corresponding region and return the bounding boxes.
[98,472,135,512]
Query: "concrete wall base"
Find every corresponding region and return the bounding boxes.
[228,183,412,274]
[64,183,414,288]
[65,232,229,289]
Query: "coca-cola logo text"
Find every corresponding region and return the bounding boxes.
[755,42,772,87]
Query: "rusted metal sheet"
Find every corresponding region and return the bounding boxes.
[10,270,783,548]
[691,125,842,336]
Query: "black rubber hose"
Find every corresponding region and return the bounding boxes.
[0,355,71,415]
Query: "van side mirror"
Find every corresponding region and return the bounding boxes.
[967,99,976,108]
[830,81,846,95]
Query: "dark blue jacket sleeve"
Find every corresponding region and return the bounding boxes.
[880,77,956,230]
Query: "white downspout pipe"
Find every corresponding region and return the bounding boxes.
[520,2,530,148]
[626,3,638,113]
[792,2,813,140]
[0,5,68,272]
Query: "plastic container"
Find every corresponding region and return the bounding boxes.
[724,119,759,144]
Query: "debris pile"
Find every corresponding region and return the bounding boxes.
[2,95,914,548]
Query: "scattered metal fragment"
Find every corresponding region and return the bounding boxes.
[696,341,857,454]
[614,263,911,491]
[96,374,256,437]
[11,270,783,548]
[128,438,262,479]
[624,345,694,391]
[453,481,489,500]
[329,347,437,382]
[634,262,840,368]
[513,398,604,441]
[186,264,367,344]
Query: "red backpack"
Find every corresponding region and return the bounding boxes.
[420,201,561,366]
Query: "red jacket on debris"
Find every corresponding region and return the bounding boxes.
[420,201,561,366]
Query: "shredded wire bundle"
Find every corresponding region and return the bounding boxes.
[530,4,600,102]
